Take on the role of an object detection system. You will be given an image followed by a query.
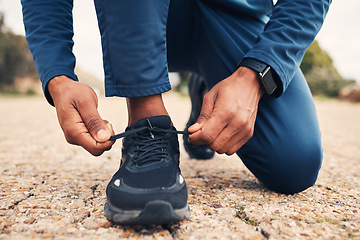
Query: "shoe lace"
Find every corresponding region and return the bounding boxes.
[109,125,189,166]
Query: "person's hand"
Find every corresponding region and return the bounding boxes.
[48,76,115,156]
[188,67,265,155]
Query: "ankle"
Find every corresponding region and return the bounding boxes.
[127,94,169,126]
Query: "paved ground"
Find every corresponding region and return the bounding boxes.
[0,93,359,239]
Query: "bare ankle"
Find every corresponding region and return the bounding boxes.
[127,94,169,126]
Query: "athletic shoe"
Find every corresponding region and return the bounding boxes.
[104,115,190,225]
[183,74,215,160]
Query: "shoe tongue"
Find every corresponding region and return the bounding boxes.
[131,115,172,129]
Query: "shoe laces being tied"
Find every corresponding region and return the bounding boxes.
[109,119,189,166]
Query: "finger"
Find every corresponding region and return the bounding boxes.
[209,111,255,153]
[188,107,229,145]
[193,106,232,145]
[214,110,257,154]
[69,122,115,156]
[79,132,114,156]
[103,121,115,136]
[208,125,241,152]
[214,129,248,154]
[189,82,228,138]
[189,94,231,144]
[220,117,256,155]
[188,129,212,145]
[225,130,253,156]
[188,93,215,133]
[106,122,115,136]
[187,122,202,134]
[77,102,112,143]
[62,114,115,155]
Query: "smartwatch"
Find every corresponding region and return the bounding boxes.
[238,58,278,95]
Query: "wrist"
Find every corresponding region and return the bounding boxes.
[235,66,266,96]
[238,58,278,96]
[47,75,75,101]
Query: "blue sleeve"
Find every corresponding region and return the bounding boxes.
[21,0,78,105]
[244,0,332,96]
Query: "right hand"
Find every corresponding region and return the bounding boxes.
[48,76,115,156]
[188,67,264,155]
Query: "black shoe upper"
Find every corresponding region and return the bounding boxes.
[183,74,215,160]
[107,116,188,210]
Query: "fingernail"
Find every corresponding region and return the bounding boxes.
[188,123,200,132]
[191,122,199,127]
[97,129,110,141]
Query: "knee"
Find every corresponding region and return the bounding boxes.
[264,140,323,194]
[240,136,323,194]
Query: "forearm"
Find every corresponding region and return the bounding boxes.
[244,0,332,96]
[21,0,78,105]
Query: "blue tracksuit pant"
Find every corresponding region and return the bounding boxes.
[22,0,331,194]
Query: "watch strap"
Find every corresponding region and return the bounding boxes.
[238,58,278,95]
[238,58,268,73]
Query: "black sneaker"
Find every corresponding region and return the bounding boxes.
[104,115,190,225]
[183,74,215,160]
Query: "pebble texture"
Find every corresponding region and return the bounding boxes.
[0,93,359,240]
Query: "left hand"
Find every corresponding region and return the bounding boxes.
[188,67,265,155]
[48,76,115,156]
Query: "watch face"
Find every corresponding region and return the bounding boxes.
[239,58,278,95]
[261,68,277,95]
[260,66,271,77]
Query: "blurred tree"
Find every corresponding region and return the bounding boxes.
[301,40,334,75]
[301,40,355,97]
[0,12,38,89]
[0,12,4,32]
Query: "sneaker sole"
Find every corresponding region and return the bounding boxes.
[104,200,190,225]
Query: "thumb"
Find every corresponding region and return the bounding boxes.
[80,106,111,143]
[94,125,112,142]
[188,93,214,133]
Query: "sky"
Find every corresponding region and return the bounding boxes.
[0,0,359,83]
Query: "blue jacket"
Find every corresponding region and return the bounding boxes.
[21,0,331,103]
